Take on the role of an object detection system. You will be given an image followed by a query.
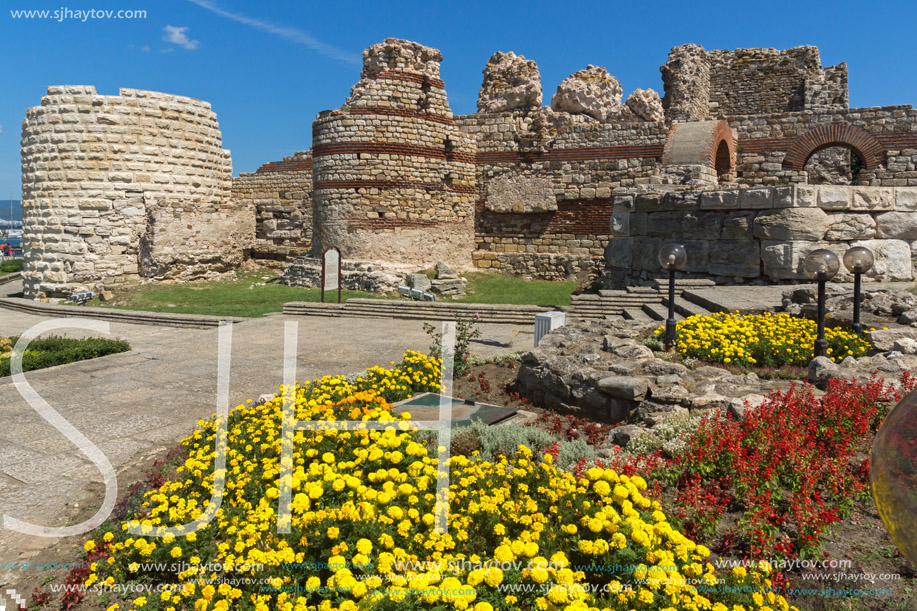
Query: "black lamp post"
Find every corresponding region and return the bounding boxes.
[804,248,840,358]
[843,246,875,335]
[658,243,686,350]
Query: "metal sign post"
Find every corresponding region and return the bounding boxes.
[321,247,341,303]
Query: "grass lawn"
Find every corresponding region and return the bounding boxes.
[454,271,577,306]
[86,268,389,318]
[81,267,578,317]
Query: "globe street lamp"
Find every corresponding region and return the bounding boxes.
[843,246,875,335]
[658,243,686,350]
[804,248,840,358]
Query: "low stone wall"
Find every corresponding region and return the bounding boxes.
[607,184,917,285]
[281,257,404,293]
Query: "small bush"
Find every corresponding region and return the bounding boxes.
[455,419,596,471]
[0,336,131,377]
[0,258,23,274]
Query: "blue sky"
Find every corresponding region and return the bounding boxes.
[2,0,917,198]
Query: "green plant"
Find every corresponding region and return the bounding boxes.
[454,419,596,471]
[423,314,482,376]
[0,258,23,274]
[0,335,130,377]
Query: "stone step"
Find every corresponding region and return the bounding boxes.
[680,289,729,314]
[662,296,713,319]
[650,278,717,291]
[622,308,653,323]
[641,302,685,322]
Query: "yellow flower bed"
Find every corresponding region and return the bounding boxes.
[654,312,871,367]
[86,352,794,611]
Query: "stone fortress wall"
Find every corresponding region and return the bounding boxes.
[20,86,251,298]
[231,150,312,265]
[20,40,917,295]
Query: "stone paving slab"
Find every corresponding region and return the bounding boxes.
[0,307,533,588]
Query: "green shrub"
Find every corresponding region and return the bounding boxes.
[454,419,596,470]
[0,336,130,377]
[0,258,22,274]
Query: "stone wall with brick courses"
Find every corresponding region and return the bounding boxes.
[729,106,917,186]
[20,86,250,298]
[310,40,476,268]
[607,184,917,285]
[453,110,668,277]
[231,150,313,264]
[661,45,848,121]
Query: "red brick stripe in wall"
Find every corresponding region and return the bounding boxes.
[475,199,613,236]
[255,160,313,173]
[476,144,665,164]
[314,179,475,193]
[348,106,454,125]
[782,123,885,170]
[361,70,445,89]
[312,142,475,164]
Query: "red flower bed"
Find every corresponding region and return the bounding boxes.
[601,373,914,560]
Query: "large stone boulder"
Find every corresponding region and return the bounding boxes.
[849,239,913,280]
[551,65,623,122]
[825,212,877,240]
[753,208,830,241]
[477,51,542,112]
[625,88,665,123]
[876,211,917,241]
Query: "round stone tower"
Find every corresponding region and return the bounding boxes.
[311,38,476,268]
[20,86,245,298]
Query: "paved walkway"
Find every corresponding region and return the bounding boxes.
[0,302,534,587]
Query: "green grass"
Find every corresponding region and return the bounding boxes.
[0,335,130,377]
[454,272,576,306]
[79,267,577,318]
[0,258,23,274]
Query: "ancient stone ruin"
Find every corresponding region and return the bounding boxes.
[19,39,917,296]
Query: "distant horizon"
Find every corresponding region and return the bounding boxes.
[2,199,22,223]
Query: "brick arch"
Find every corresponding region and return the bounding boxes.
[662,119,735,171]
[710,119,736,172]
[782,123,885,171]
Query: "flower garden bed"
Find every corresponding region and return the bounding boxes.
[56,353,793,611]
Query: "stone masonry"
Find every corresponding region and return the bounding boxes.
[20,86,251,298]
[21,40,917,293]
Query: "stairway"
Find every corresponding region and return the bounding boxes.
[570,279,720,322]
[283,299,562,325]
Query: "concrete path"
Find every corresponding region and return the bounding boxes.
[0,306,534,588]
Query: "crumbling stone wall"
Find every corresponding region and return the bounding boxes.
[607,185,917,285]
[661,45,848,120]
[232,150,312,264]
[20,86,251,298]
[310,38,476,268]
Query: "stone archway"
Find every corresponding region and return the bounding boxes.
[782,123,885,171]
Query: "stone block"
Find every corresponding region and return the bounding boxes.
[605,238,632,268]
[699,190,738,209]
[753,207,830,241]
[611,193,635,212]
[849,239,914,280]
[680,240,711,273]
[708,240,760,278]
[485,174,557,213]
[632,238,663,271]
[876,211,917,240]
[721,211,757,240]
[851,187,894,211]
[738,187,773,209]
[895,188,917,211]
[645,212,683,237]
[633,193,663,212]
[630,213,648,236]
[825,213,877,241]
[817,186,851,209]
[663,191,700,210]
[771,185,803,208]
[792,185,817,208]
[408,273,432,291]
[762,240,830,280]
[610,211,630,237]
[682,211,725,240]
[597,376,649,400]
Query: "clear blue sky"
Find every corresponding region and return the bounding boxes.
[2,0,917,198]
